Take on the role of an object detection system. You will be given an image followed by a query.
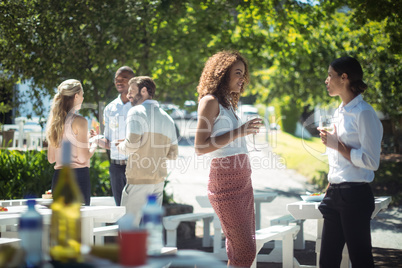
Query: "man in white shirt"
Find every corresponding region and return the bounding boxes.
[94,66,135,206]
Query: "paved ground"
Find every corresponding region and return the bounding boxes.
[165,132,402,266]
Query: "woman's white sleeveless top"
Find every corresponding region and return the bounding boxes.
[208,102,248,159]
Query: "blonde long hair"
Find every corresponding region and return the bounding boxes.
[46,79,82,147]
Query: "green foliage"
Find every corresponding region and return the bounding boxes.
[239,1,400,140]
[0,150,53,199]
[0,102,12,115]
[1,0,399,133]
[278,97,302,134]
[89,151,112,197]
[0,149,177,203]
[0,0,241,119]
[162,173,175,205]
[371,160,402,206]
[0,149,111,199]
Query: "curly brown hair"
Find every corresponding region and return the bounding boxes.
[197,50,249,109]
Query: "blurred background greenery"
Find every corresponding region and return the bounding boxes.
[1,1,400,144]
[0,1,400,205]
[0,149,111,199]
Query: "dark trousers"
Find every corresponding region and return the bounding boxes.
[52,167,91,206]
[318,183,375,268]
[109,163,127,206]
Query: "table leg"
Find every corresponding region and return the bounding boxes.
[255,200,262,230]
[213,216,222,254]
[81,217,94,245]
[316,218,324,266]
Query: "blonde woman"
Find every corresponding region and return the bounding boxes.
[46,79,96,205]
[195,51,262,267]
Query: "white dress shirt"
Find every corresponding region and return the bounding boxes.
[103,95,132,160]
[327,94,383,184]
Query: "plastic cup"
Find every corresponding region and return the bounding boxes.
[119,230,148,266]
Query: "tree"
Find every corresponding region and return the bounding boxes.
[1,0,400,152]
[232,1,400,151]
[0,74,18,125]
[0,0,240,119]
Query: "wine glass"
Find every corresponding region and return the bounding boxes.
[319,115,333,155]
[247,115,261,152]
[319,115,334,132]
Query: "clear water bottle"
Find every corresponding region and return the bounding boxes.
[19,199,43,268]
[141,194,164,256]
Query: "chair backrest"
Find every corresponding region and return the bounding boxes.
[1,130,15,147]
[2,124,18,131]
[195,196,212,208]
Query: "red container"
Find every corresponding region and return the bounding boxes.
[119,230,148,266]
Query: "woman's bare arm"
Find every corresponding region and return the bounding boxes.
[47,145,56,163]
[72,116,96,162]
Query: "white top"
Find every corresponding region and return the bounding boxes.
[54,114,90,169]
[208,102,248,159]
[103,95,132,160]
[327,94,383,184]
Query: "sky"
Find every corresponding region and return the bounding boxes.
[18,82,52,118]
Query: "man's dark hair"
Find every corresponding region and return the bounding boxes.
[116,66,135,77]
[128,76,156,98]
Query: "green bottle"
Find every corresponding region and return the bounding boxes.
[49,140,84,262]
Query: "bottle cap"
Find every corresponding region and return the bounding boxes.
[147,194,157,204]
[27,199,36,208]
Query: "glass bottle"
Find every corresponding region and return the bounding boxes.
[49,140,84,263]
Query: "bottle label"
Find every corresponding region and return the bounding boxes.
[20,218,43,229]
[142,214,162,225]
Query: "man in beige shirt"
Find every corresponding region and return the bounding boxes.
[117,76,178,226]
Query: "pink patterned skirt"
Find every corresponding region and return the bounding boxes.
[208,154,256,267]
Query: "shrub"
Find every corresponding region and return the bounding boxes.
[0,150,53,199]
[0,149,111,199]
[371,160,402,206]
[90,151,112,196]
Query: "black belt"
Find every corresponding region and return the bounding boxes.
[110,159,127,165]
[329,182,367,189]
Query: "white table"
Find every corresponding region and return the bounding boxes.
[0,196,116,207]
[287,196,392,268]
[0,205,125,246]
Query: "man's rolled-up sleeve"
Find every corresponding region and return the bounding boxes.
[350,110,383,171]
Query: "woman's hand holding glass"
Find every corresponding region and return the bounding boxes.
[246,116,263,152]
[318,115,338,153]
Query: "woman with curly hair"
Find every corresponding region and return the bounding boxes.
[46,79,96,205]
[195,51,262,267]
